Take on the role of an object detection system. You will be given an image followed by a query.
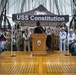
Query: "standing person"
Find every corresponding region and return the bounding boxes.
[15,29,22,51]
[68,29,75,53]
[34,21,45,34]
[46,27,51,50]
[5,30,11,51]
[59,27,67,51]
[23,28,31,52]
[0,31,6,51]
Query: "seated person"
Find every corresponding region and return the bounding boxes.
[71,39,76,56]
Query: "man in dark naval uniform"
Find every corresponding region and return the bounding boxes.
[34,21,45,33]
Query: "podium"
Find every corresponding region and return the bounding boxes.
[32,34,47,55]
[51,33,58,51]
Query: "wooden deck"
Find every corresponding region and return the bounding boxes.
[0,51,76,75]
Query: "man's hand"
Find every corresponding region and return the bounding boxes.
[70,40,72,42]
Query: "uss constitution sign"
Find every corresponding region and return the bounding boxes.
[12,14,69,22]
[12,5,69,22]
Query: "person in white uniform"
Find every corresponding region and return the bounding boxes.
[68,29,75,53]
[59,27,66,51]
[23,29,31,52]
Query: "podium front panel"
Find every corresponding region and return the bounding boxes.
[32,34,47,55]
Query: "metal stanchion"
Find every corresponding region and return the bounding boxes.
[10,22,16,57]
[65,25,70,56]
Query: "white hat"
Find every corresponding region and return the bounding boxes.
[69,29,73,32]
[62,27,65,29]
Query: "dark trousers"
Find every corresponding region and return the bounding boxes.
[69,43,74,53]
[46,35,51,49]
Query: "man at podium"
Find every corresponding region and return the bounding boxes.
[34,21,45,34]
[33,21,51,51]
[32,22,47,55]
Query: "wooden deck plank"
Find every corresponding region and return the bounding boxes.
[0,51,76,75]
